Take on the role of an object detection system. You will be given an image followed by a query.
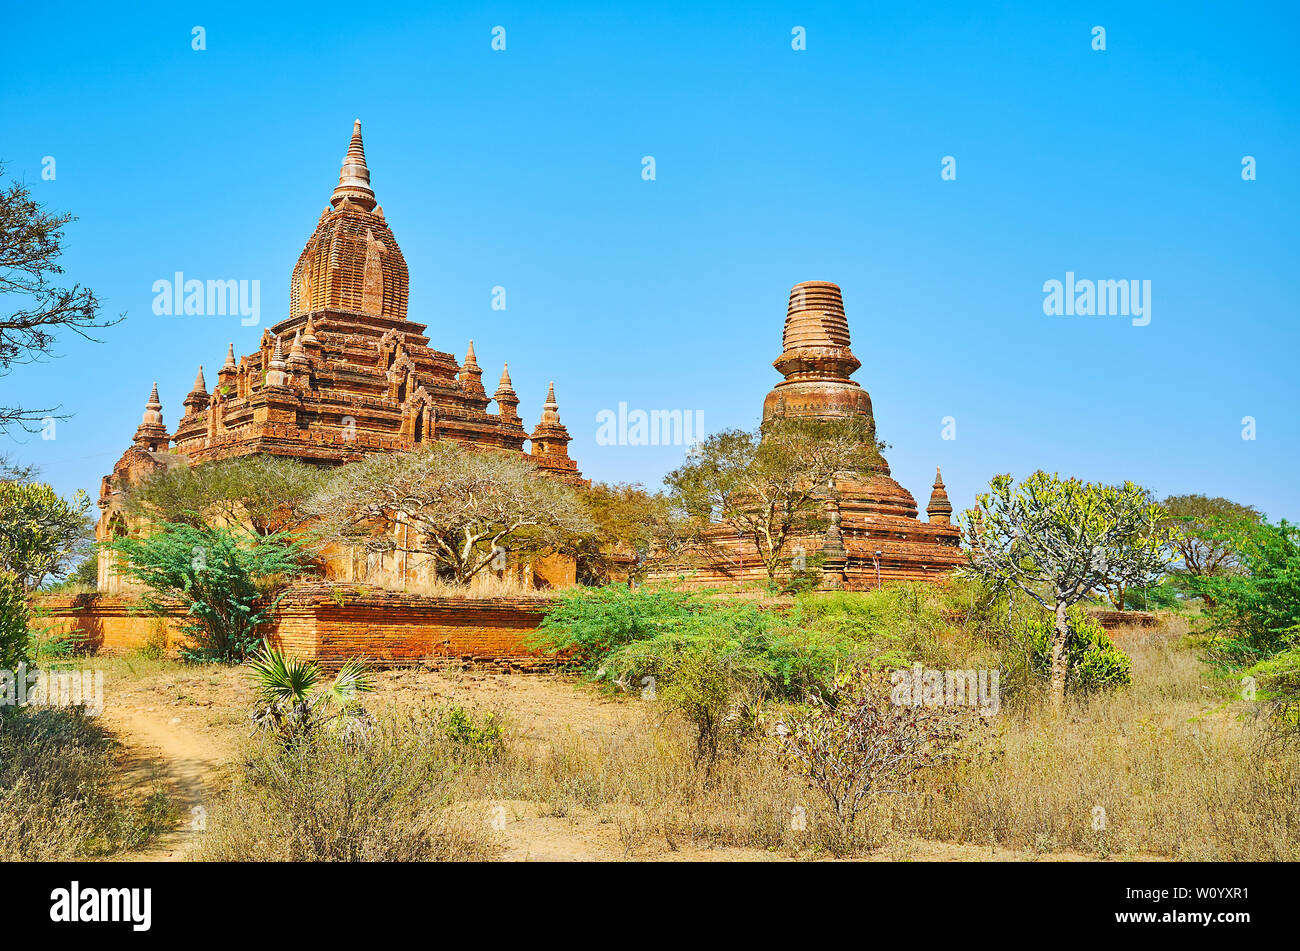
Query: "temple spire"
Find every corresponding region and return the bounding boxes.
[330,118,376,211]
[530,381,573,468]
[265,336,289,388]
[132,382,169,450]
[218,343,237,389]
[458,339,487,408]
[927,466,953,525]
[493,362,520,424]
[184,366,210,415]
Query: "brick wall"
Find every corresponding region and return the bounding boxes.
[32,594,182,653]
[33,584,558,668]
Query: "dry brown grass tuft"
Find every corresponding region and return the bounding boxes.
[901,619,1299,860]
[386,573,556,600]
[0,707,174,860]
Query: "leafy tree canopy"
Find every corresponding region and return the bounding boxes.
[105,523,309,662]
[1161,493,1263,580]
[0,480,91,591]
[961,471,1171,704]
[665,418,881,589]
[123,454,328,540]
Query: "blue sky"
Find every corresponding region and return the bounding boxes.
[3,1,1297,521]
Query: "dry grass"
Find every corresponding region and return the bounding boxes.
[383,573,556,600]
[901,618,1300,860]
[192,710,501,861]
[440,614,1298,860]
[0,707,175,860]
[78,608,1300,861]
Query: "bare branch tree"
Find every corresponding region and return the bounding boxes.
[307,443,594,585]
[0,166,123,434]
[666,418,881,588]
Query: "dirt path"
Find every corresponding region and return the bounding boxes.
[103,705,229,861]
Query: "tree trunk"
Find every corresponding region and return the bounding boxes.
[1049,600,1070,706]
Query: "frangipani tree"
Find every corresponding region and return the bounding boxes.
[960,471,1171,705]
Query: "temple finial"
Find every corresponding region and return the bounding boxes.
[223,343,236,369]
[191,366,206,391]
[927,466,953,525]
[465,339,478,366]
[265,336,289,387]
[330,118,376,211]
[133,381,169,449]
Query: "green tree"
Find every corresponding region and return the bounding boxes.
[1162,495,1263,602]
[0,571,29,674]
[123,454,327,539]
[1,166,121,434]
[961,471,1171,705]
[106,523,308,662]
[665,418,880,590]
[0,480,91,591]
[571,482,683,585]
[1192,518,1300,667]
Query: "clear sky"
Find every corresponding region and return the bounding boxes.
[3,1,1297,522]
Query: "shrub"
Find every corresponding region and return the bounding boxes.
[655,644,760,767]
[440,705,505,761]
[1193,519,1300,667]
[775,669,978,854]
[794,583,950,670]
[537,584,849,703]
[248,642,374,746]
[106,523,308,662]
[0,571,28,673]
[1024,606,1132,692]
[194,712,499,861]
[531,584,703,664]
[1244,647,1300,742]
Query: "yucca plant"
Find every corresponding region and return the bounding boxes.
[247,641,374,745]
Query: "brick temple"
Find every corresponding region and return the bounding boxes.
[656,280,963,589]
[97,120,583,592]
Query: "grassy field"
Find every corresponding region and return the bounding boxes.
[5,601,1294,862]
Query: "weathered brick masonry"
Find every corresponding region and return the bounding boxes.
[34,585,557,668]
[270,585,555,667]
